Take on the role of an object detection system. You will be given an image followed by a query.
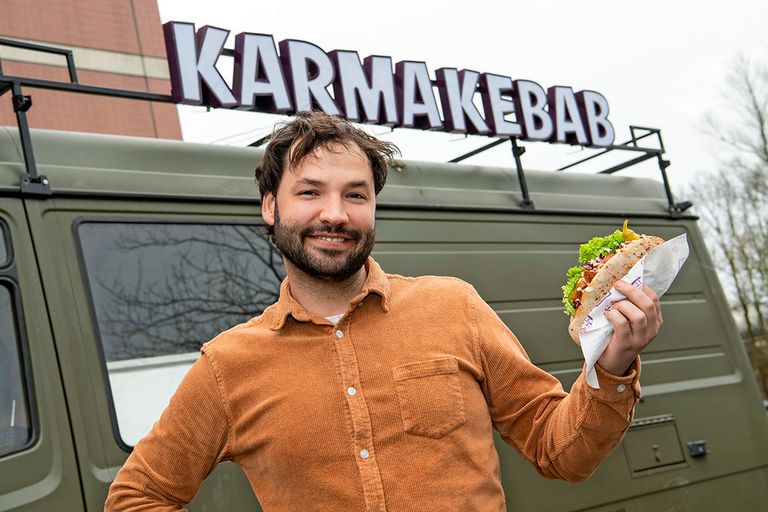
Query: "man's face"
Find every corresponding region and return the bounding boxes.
[262,143,376,282]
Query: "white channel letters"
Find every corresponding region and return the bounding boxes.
[329,51,398,124]
[549,86,589,145]
[435,68,489,134]
[163,21,616,147]
[280,40,340,115]
[232,33,292,112]
[395,61,443,130]
[164,22,237,108]
[512,80,553,141]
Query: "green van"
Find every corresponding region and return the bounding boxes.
[0,127,767,511]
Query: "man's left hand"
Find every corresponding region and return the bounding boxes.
[598,280,663,376]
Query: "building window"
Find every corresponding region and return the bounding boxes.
[77,222,285,446]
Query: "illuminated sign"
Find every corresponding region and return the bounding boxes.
[163,21,616,147]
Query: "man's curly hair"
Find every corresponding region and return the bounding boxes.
[255,111,400,203]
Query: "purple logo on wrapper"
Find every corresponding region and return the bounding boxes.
[579,315,594,334]
[595,291,613,308]
[631,276,642,288]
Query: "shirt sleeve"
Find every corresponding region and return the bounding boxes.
[466,286,640,483]
[104,352,233,511]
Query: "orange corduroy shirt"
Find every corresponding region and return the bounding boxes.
[105,258,641,512]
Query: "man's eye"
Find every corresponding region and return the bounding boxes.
[348,193,367,200]
[299,190,318,196]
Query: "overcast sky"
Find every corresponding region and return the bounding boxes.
[157,0,768,193]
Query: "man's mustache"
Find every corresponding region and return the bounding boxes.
[300,224,362,241]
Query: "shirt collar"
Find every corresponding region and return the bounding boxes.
[269,257,390,331]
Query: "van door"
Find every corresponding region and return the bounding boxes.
[0,199,85,511]
[24,197,276,511]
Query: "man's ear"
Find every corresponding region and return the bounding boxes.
[262,192,276,227]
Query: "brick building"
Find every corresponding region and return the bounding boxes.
[0,0,180,139]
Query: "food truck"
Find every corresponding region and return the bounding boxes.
[1,30,767,511]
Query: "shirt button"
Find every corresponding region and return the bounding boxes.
[360,449,369,459]
[335,330,344,339]
[617,384,627,393]
[347,386,357,396]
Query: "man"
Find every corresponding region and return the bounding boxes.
[105,111,662,511]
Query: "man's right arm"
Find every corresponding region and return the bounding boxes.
[105,352,233,511]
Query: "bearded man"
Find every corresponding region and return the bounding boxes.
[105,111,662,511]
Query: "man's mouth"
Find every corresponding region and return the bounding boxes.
[312,235,349,243]
[304,231,357,247]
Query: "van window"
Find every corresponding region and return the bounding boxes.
[0,224,7,267]
[0,284,31,457]
[77,222,285,446]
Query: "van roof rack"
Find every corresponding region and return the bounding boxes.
[450,127,692,216]
[0,37,691,217]
[0,37,173,198]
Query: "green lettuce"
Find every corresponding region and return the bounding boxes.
[562,229,626,315]
[561,265,583,316]
[578,230,624,263]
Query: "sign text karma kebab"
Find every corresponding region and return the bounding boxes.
[163,21,616,147]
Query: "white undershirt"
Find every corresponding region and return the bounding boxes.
[325,314,344,325]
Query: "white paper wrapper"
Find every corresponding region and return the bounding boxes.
[578,234,690,388]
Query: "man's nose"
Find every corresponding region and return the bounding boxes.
[318,196,349,226]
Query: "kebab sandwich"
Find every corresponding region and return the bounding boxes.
[561,221,664,344]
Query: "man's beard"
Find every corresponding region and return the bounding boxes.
[271,203,375,282]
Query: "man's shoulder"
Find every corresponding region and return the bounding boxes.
[385,271,478,301]
[200,311,273,357]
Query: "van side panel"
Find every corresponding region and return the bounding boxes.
[4,130,767,511]
[0,199,85,511]
[373,211,768,511]
[23,199,263,512]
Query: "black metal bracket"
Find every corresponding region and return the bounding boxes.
[12,93,32,112]
[20,173,51,196]
[510,138,533,209]
[248,134,271,148]
[3,80,51,196]
[0,37,171,197]
[449,137,534,208]
[449,138,507,163]
[687,440,708,458]
[0,37,79,83]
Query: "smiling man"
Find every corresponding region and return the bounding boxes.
[105,111,663,512]
[259,120,381,320]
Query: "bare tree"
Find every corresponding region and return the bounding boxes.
[702,56,768,164]
[81,223,286,361]
[687,56,768,397]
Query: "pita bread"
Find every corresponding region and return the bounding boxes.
[568,235,664,344]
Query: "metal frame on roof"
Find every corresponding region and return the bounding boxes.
[0,37,692,216]
[0,38,172,197]
[451,127,692,216]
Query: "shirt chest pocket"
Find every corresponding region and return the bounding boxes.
[392,357,466,439]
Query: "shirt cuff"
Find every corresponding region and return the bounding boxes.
[589,356,642,403]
